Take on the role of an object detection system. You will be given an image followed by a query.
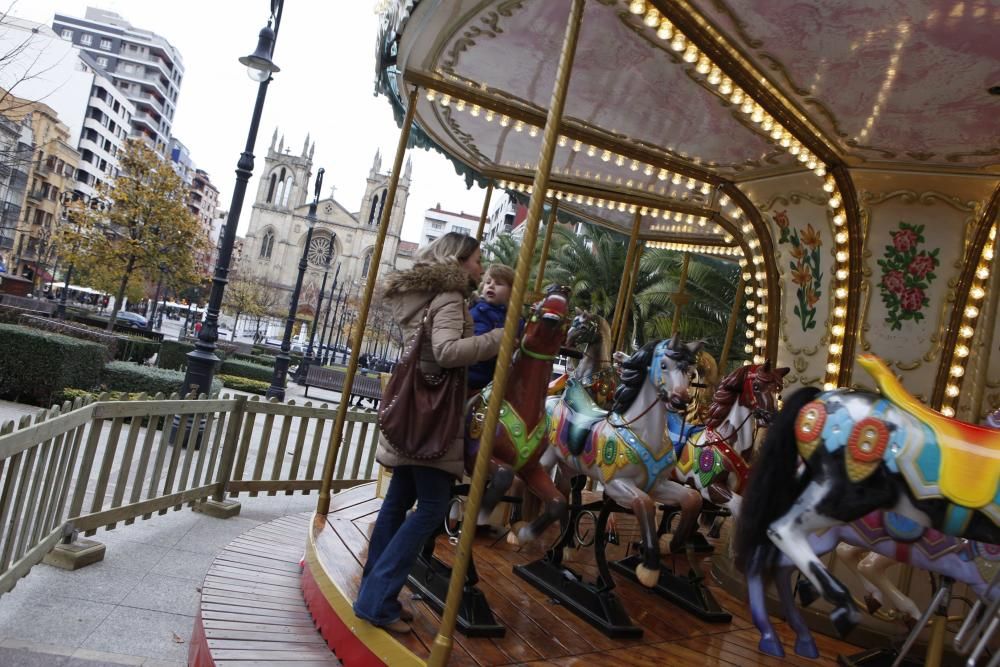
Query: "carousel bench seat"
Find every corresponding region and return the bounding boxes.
[188,512,341,667]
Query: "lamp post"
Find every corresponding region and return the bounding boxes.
[297,232,336,381]
[323,282,344,364]
[317,262,341,366]
[266,168,324,400]
[181,0,284,397]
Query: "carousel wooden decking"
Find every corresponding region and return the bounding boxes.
[298,482,861,666]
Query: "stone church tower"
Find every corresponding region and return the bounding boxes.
[240,129,411,319]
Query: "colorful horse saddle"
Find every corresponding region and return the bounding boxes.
[859,355,1000,511]
[558,379,608,457]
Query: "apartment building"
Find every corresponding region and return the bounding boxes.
[53,7,184,154]
[0,115,32,265]
[419,205,479,247]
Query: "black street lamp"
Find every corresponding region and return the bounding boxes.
[316,262,341,367]
[180,0,284,397]
[266,168,324,400]
[321,282,344,365]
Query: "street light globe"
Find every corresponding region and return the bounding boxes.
[239,24,280,82]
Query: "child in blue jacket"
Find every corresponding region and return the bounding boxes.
[467,263,515,392]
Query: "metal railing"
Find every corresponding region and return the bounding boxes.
[0,392,381,596]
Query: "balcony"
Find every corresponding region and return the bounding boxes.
[26,189,44,203]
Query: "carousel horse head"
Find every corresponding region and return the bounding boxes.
[521,285,571,359]
[613,334,702,414]
[729,360,790,427]
[565,308,608,348]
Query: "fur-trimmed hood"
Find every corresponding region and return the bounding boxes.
[383,261,474,298]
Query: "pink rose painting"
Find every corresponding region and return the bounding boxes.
[877,222,939,330]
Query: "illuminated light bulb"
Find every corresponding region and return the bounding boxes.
[639,206,648,216]
[965,306,980,318]
[991,226,998,241]
[587,144,597,157]
[686,213,695,224]
[742,223,753,233]
[686,177,696,190]
[826,363,838,374]
[950,365,965,378]
[977,266,990,279]
[700,183,711,195]
[572,140,582,152]
[789,142,802,156]
[754,355,765,365]
[601,149,612,162]
[557,135,566,147]
[761,116,774,132]
[836,269,848,280]
[719,78,733,95]
[644,164,654,175]
[829,343,842,355]
[814,165,827,177]
[833,213,845,226]
[698,218,707,227]
[657,169,668,181]
[585,196,594,205]
[656,20,673,40]
[836,251,848,262]
[836,287,848,299]
[616,154,625,167]
[751,106,764,123]
[425,89,437,102]
[707,66,722,85]
[672,173,683,185]
[529,125,538,137]
[770,126,783,140]
[455,99,466,111]
[629,0,645,14]
[946,385,961,398]
[730,89,744,105]
[834,306,846,317]
[683,45,699,63]
[745,286,754,295]
[745,344,754,354]
[440,94,451,106]
[942,407,956,417]
[985,247,995,260]
[746,299,756,308]
[971,286,985,300]
[740,99,754,114]
[824,382,837,391]
[596,198,605,208]
[806,158,818,169]
[832,324,845,337]
[755,272,765,281]
[470,104,481,117]
[695,56,711,74]
[628,204,637,214]
[828,195,841,209]
[748,239,759,249]
[753,255,763,265]
[780,133,792,148]
[836,231,848,244]
[618,201,627,212]
[798,152,810,163]
[742,272,752,281]
[674,211,683,221]
[514,119,526,132]
[485,109,495,122]
[644,8,660,26]
[960,325,974,338]
[823,181,835,193]
[670,35,686,52]
[956,345,970,358]
[755,321,765,331]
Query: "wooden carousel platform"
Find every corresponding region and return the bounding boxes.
[301,482,864,666]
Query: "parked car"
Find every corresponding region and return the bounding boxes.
[115,311,148,328]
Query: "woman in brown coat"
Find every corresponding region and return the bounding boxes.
[353,232,503,633]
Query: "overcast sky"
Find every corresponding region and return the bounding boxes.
[10,0,491,242]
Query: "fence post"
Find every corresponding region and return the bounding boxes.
[193,395,245,519]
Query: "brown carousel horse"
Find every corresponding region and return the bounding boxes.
[465,286,571,532]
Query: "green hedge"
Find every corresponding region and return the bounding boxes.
[219,358,274,383]
[18,314,119,360]
[158,340,196,370]
[117,337,160,364]
[217,374,269,395]
[0,304,51,325]
[100,361,222,397]
[0,324,106,406]
[232,352,274,367]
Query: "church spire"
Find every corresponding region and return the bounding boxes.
[309,140,316,159]
[278,134,285,153]
[270,127,278,151]
[370,149,382,177]
[302,132,310,157]
[402,156,412,184]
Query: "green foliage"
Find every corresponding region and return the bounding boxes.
[17,314,119,360]
[117,337,160,364]
[217,374,269,395]
[100,361,222,397]
[232,352,274,367]
[219,359,274,383]
[158,340,197,370]
[54,388,150,403]
[0,304,51,324]
[0,324,106,406]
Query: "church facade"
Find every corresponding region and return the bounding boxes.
[238,130,414,318]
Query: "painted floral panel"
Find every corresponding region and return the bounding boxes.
[876,223,940,331]
[774,210,823,332]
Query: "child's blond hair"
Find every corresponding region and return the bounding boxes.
[483,263,514,288]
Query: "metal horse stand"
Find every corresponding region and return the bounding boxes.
[514,476,643,639]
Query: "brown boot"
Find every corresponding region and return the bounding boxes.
[381,619,411,634]
[399,607,414,622]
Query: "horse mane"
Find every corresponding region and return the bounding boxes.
[594,315,612,366]
[611,340,658,414]
[704,365,748,430]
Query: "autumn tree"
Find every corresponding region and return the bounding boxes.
[60,139,209,331]
[222,269,282,341]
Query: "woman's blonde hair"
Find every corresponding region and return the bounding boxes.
[413,231,479,266]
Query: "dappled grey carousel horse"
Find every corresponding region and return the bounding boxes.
[539,335,704,587]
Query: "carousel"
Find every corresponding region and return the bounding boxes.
[200,1,999,666]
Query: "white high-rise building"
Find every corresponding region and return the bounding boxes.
[53,8,184,154]
[0,18,134,200]
[419,205,478,247]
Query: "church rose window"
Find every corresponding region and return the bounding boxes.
[307,235,333,267]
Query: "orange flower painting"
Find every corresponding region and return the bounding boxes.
[774,210,823,331]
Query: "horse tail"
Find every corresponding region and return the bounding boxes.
[733,385,820,575]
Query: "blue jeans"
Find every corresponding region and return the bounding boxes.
[353,465,452,626]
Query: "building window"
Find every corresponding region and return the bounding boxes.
[430,221,444,230]
[97,57,108,68]
[260,231,275,259]
[362,249,373,277]
[266,174,277,203]
[80,34,92,45]
[100,39,112,50]
[61,29,72,39]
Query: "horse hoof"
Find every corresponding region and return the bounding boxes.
[635,564,659,588]
[830,606,859,639]
[658,534,672,553]
[794,636,819,659]
[757,636,785,658]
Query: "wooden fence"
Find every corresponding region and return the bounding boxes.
[0,392,381,597]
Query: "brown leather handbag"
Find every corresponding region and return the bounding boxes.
[378,308,464,460]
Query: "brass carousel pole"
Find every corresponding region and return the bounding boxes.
[718,273,745,372]
[609,210,642,349]
[533,201,559,294]
[427,0,585,663]
[474,182,494,242]
[670,252,691,336]
[316,88,418,516]
[613,241,644,352]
